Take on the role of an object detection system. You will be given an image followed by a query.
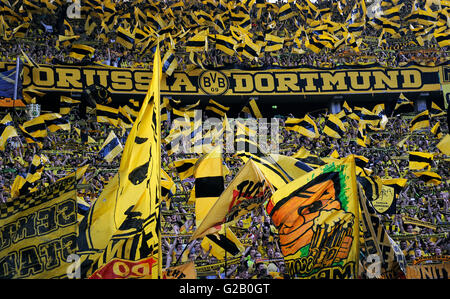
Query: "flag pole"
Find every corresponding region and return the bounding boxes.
[174,238,195,265]
[13,55,20,107]
[155,40,163,279]
[224,222,228,279]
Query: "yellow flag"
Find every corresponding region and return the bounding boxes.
[190,159,272,240]
[0,113,18,151]
[266,156,360,278]
[201,226,245,260]
[193,146,224,226]
[437,134,450,155]
[77,45,161,278]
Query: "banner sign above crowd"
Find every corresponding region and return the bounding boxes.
[0,63,442,97]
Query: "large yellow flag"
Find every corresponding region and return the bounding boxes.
[77,45,161,278]
[193,146,224,227]
[266,156,360,278]
[190,159,273,240]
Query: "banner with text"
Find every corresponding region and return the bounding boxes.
[0,176,77,279]
[0,63,442,97]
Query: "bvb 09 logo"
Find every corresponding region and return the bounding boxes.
[198,70,229,95]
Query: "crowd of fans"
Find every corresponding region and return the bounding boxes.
[0,0,449,279]
[0,0,448,70]
[2,95,448,279]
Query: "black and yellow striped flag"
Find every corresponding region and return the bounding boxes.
[409,110,430,132]
[160,97,169,122]
[161,49,178,76]
[0,113,18,151]
[278,3,296,21]
[393,93,414,114]
[264,34,284,52]
[165,132,182,156]
[430,102,446,117]
[214,14,226,33]
[357,175,382,202]
[116,26,135,50]
[161,169,175,205]
[305,34,325,54]
[96,103,119,127]
[431,121,443,139]
[356,123,368,147]
[60,96,80,115]
[201,226,245,260]
[11,23,29,38]
[354,155,370,176]
[239,34,262,61]
[117,106,134,129]
[382,178,407,194]
[408,151,433,170]
[85,15,96,36]
[407,8,438,26]
[323,114,346,138]
[210,34,237,56]
[128,99,140,117]
[383,4,402,22]
[342,101,357,119]
[182,12,199,28]
[379,177,407,215]
[186,32,208,52]
[434,29,450,48]
[355,107,382,127]
[343,31,360,52]
[19,125,44,148]
[230,10,249,25]
[19,47,40,69]
[41,113,70,133]
[241,98,262,118]
[69,44,95,61]
[381,17,401,36]
[285,115,319,139]
[20,115,48,139]
[205,99,230,118]
[195,10,214,24]
[292,147,326,169]
[173,158,198,181]
[413,171,442,185]
[194,147,224,226]
[10,174,32,199]
[57,34,80,49]
[235,122,313,190]
[64,19,74,36]
[25,154,47,184]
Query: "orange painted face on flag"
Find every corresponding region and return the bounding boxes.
[269,177,342,256]
[266,157,359,279]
